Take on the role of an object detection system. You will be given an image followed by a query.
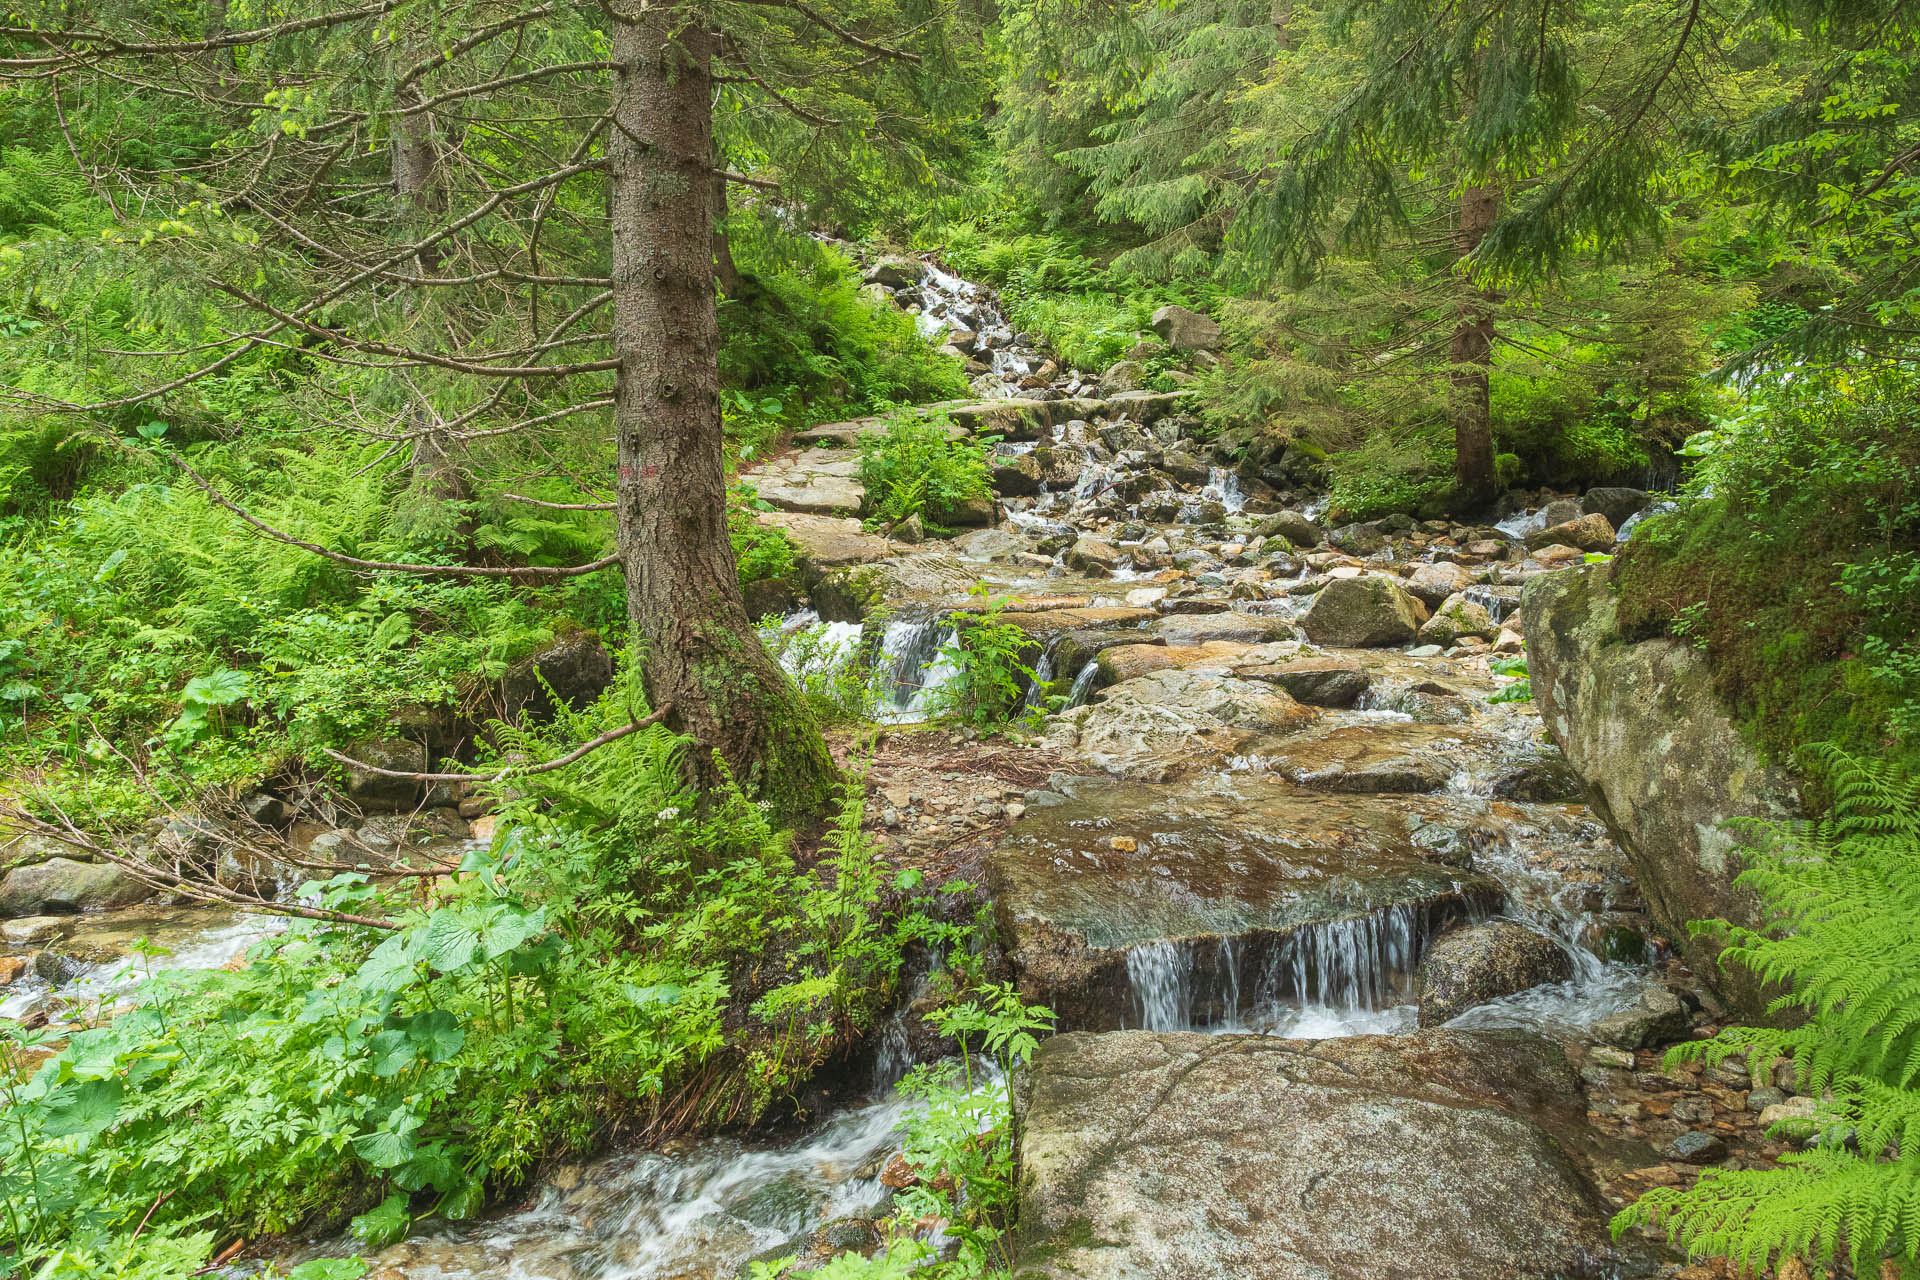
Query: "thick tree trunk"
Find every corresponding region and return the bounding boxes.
[1450,184,1498,510]
[608,13,837,824]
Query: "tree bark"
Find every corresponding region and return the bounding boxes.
[1450,183,1498,510]
[393,77,470,507]
[608,12,837,824]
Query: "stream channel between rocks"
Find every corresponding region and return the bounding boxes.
[7,252,1701,1279]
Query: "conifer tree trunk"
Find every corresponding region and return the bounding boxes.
[608,12,837,824]
[1450,183,1498,509]
[393,80,470,506]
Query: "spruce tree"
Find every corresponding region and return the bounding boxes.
[0,0,978,821]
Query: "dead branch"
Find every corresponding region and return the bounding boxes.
[322,707,671,783]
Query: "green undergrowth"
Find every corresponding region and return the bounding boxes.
[1612,372,1920,793]
[1617,750,1920,1275]
[855,413,991,531]
[2,677,988,1276]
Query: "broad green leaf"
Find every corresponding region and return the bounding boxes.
[42,1078,123,1137]
[350,1191,411,1247]
[477,904,545,960]
[368,1029,416,1077]
[419,908,484,972]
[352,1114,419,1169]
[181,668,249,707]
[289,1258,370,1280]
[406,1009,465,1063]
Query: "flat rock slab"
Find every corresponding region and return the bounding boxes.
[1017,1029,1642,1280]
[754,512,896,568]
[753,476,866,516]
[987,776,1501,1027]
[1260,722,1476,794]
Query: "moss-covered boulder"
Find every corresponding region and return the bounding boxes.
[1299,575,1426,647]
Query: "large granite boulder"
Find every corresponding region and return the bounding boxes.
[1016,1029,1643,1279]
[1522,563,1799,1019]
[1299,575,1426,648]
[1417,921,1573,1026]
[1255,509,1321,549]
[0,855,154,917]
[1236,655,1370,707]
[809,553,977,622]
[1417,593,1495,646]
[1527,513,1616,553]
[1148,304,1223,351]
[1583,486,1650,529]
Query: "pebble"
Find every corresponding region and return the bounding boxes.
[1745,1086,1787,1113]
[1758,1096,1817,1128]
[1588,1046,1635,1070]
[0,954,27,985]
[1109,836,1138,852]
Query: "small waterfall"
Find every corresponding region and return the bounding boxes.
[1463,585,1522,624]
[875,618,949,708]
[1065,659,1099,707]
[1258,908,1423,1012]
[1019,640,1059,714]
[1200,467,1248,514]
[1127,941,1194,1032]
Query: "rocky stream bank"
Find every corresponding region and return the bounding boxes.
[0,251,1827,1280]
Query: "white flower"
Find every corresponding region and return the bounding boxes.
[656,806,681,821]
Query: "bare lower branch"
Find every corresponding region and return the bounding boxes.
[323,708,672,783]
[176,457,620,578]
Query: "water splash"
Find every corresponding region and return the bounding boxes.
[1065,659,1100,708]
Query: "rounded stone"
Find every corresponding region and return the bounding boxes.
[1417,922,1573,1027]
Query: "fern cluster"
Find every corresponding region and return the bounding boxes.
[1616,747,1920,1276]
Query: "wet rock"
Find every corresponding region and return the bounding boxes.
[0,954,25,984]
[1047,667,1318,781]
[35,938,127,982]
[1405,561,1473,608]
[1524,564,1801,1019]
[1255,510,1321,548]
[1299,575,1426,648]
[2,915,68,945]
[1527,513,1616,553]
[1096,642,1248,685]
[1591,984,1693,1050]
[863,256,922,288]
[989,777,1502,1027]
[0,856,154,917]
[1746,1086,1787,1113]
[1490,749,1585,802]
[990,453,1042,496]
[1148,304,1222,351]
[1411,824,1472,868]
[1017,1029,1635,1279]
[1065,535,1124,574]
[1663,1130,1727,1164]
[1582,487,1649,529]
[1236,656,1370,707]
[1153,611,1296,646]
[1160,449,1210,485]
[338,738,427,811]
[1417,922,1573,1026]
[1418,593,1495,646]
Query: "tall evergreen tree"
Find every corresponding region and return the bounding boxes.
[0,0,979,820]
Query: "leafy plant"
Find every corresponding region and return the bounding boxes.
[929,585,1038,730]
[1615,749,1920,1275]
[1488,656,1532,704]
[856,415,991,530]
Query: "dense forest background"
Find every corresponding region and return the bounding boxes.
[0,0,1914,1274]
